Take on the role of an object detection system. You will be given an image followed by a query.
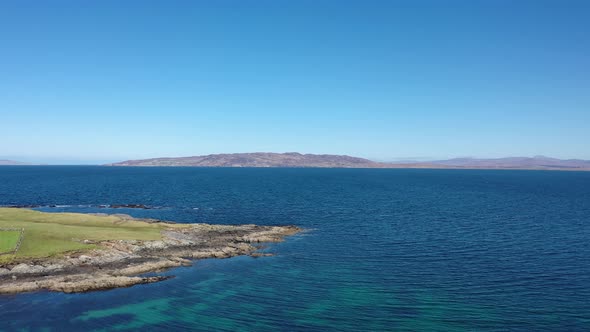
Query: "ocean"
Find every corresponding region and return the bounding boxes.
[0,166,589,331]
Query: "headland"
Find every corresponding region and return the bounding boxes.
[0,208,300,294]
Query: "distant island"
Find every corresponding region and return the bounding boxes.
[107,152,381,168]
[0,160,30,166]
[107,153,590,171]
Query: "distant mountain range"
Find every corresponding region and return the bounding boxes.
[0,159,30,166]
[107,153,590,170]
[427,156,590,169]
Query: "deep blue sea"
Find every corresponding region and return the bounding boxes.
[1,166,589,331]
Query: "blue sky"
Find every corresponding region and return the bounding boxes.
[1,0,589,164]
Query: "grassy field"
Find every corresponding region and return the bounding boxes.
[0,230,22,253]
[0,208,180,263]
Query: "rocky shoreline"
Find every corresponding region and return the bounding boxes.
[0,222,300,294]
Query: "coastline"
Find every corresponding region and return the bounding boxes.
[3,164,590,172]
[0,211,300,295]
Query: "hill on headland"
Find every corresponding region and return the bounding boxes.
[107,153,590,170]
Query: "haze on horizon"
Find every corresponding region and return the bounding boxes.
[1,1,589,165]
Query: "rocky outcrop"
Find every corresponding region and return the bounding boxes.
[0,222,300,295]
[1,274,172,294]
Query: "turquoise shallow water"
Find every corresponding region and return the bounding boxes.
[1,167,590,331]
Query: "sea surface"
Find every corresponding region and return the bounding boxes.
[1,166,589,331]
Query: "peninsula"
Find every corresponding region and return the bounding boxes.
[0,208,300,294]
[107,153,590,171]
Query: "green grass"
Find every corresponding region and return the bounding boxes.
[0,208,182,263]
[0,230,21,253]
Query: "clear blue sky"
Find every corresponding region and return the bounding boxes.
[1,0,589,164]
